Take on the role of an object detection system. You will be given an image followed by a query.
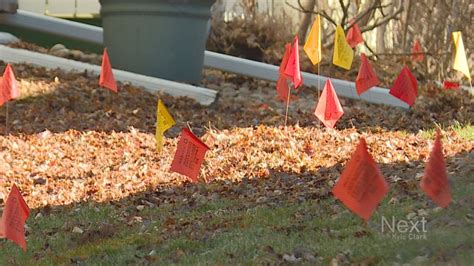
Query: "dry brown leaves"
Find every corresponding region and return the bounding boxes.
[0,60,472,209]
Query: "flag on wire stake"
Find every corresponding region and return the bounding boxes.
[1,64,20,134]
[155,99,176,152]
[346,22,364,48]
[282,36,303,127]
[314,79,344,129]
[389,66,418,106]
[99,48,118,92]
[411,40,424,62]
[170,128,210,183]
[0,184,30,251]
[284,36,303,89]
[304,14,324,110]
[332,138,389,221]
[304,15,322,66]
[355,53,380,95]
[420,129,452,208]
[276,43,292,102]
[333,25,354,70]
[451,31,471,82]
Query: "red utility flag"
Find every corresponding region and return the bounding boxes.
[99,48,118,92]
[355,53,380,95]
[0,184,30,251]
[346,23,364,48]
[411,40,424,62]
[443,80,460,90]
[389,66,418,106]
[332,138,389,221]
[170,128,210,183]
[279,43,292,76]
[276,43,292,101]
[420,131,452,208]
[314,79,344,129]
[276,75,290,102]
[0,64,20,106]
[284,36,303,89]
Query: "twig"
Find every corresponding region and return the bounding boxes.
[363,40,378,59]
[359,4,404,33]
[338,0,350,27]
[288,0,402,34]
[286,0,337,26]
[373,51,450,57]
[347,0,387,30]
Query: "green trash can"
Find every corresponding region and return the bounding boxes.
[99,0,215,84]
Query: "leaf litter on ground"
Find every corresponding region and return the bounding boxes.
[0,61,471,209]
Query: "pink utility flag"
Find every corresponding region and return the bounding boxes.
[314,79,344,129]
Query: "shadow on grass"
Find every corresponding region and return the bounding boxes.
[1,150,472,264]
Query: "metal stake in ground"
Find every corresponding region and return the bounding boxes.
[5,102,9,135]
[284,83,293,128]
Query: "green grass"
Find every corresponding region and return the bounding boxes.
[1,125,473,265]
[419,123,474,140]
[1,169,473,265]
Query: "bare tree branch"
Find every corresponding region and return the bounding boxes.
[338,0,350,26]
[285,0,337,26]
[359,3,403,33]
[346,0,383,30]
[374,51,450,57]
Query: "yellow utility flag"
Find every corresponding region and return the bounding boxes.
[304,15,322,65]
[156,99,176,151]
[452,31,471,80]
[332,25,353,70]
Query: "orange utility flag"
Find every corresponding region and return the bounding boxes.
[355,53,380,95]
[304,15,322,65]
[421,130,452,208]
[0,64,20,106]
[333,25,354,70]
[346,23,364,48]
[332,138,389,221]
[452,31,471,80]
[411,40,424,61]
[0,184,30,251]
[314,79,344,129]
[99,48,118,92]
[170,128,210,183]
[284,36,303,89]
[389,66,418,106]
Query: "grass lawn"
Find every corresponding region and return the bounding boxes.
[1,127,472,264]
